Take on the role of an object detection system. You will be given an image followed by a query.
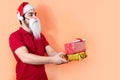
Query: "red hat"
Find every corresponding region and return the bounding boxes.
[17,2,34,20]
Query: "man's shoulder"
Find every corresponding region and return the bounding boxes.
[9,29,21,40]
[41,33,46,37]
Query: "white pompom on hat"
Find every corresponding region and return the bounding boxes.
[17,2,34,21]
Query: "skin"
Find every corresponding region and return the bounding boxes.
[15,9,68,65]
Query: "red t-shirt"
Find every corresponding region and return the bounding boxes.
[9,27,49,80]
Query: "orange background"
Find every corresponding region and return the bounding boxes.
[0,0,120,80]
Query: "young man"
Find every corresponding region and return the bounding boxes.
[9,2,68,80]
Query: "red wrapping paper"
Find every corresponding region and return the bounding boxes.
[65,38,86,54]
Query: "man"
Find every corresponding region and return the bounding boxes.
[9,2,68,80]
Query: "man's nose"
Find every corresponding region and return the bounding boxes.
[33,15,37,18]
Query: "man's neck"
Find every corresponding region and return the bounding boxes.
[22,24,31,33]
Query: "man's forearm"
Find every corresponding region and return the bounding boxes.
[21,53,53,65]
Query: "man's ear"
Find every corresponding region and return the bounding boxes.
[21,19,29,27]
[21,20,25,25]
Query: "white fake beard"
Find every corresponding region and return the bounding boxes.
[29,18,41,39]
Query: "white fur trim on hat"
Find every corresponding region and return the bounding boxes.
[17,11,23,20]
[23,4,34,14]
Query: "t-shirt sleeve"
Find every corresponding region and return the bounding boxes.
[9,33,24,52]
[41,34,49,47]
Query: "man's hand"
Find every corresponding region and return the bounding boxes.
[52,52,68,65]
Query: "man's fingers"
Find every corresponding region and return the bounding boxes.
[61,58,68,63]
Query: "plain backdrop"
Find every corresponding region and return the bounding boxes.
[0,0,120,80]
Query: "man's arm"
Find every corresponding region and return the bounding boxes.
[15,46,67,65]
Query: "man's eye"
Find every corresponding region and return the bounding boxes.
[29,13,36,17]
[29,14,33,16]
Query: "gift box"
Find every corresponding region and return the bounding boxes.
[62,52,87,61]
[65,38,86,54]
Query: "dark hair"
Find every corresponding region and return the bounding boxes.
[19,21,22,25]
[19,14,25,25]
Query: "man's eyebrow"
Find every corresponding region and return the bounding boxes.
[28,12,37,14]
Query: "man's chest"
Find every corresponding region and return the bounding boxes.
[22,35,45,55]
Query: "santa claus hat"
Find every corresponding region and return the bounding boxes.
[17,2,34,20]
